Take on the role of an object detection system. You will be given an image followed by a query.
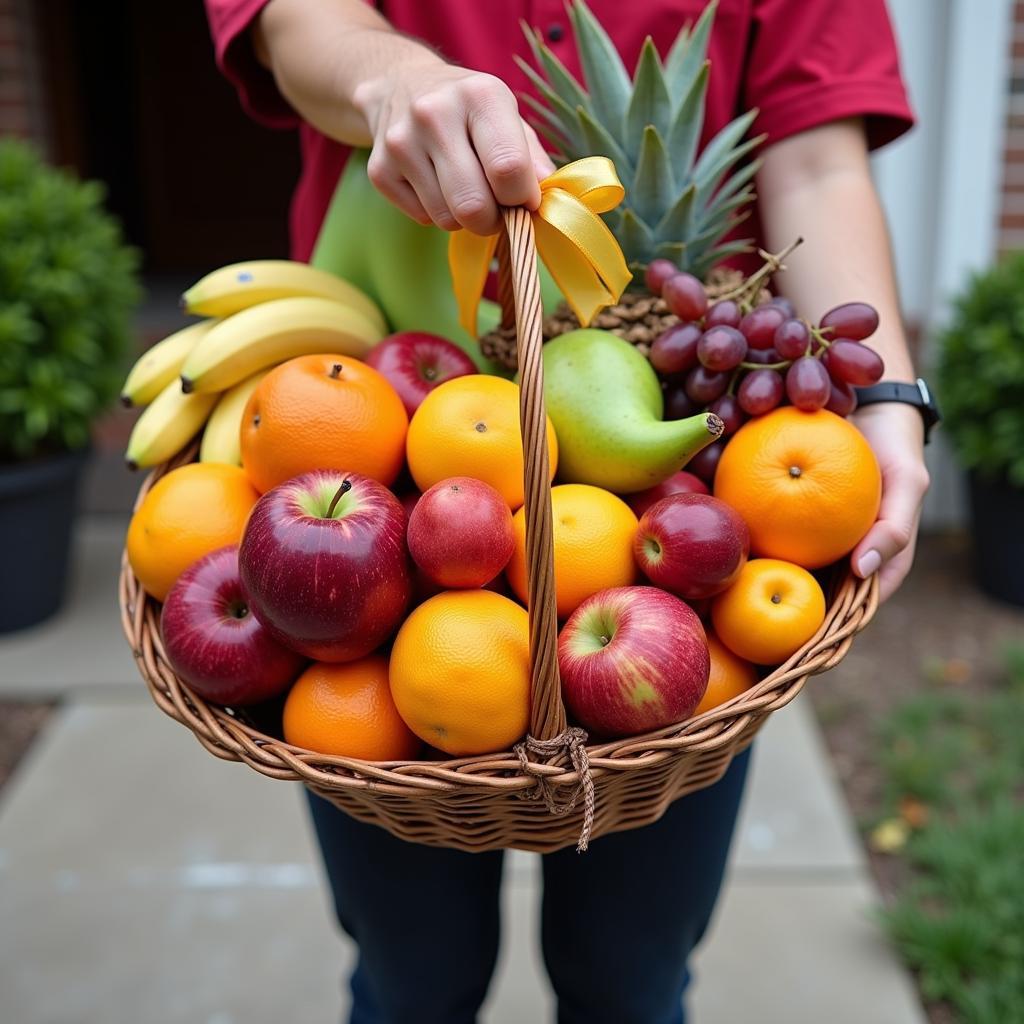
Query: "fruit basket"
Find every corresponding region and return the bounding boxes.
[120,206,878,853]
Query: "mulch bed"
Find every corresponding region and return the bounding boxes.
[809,531,1024,1024]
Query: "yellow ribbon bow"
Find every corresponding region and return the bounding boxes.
[449,157,633,336]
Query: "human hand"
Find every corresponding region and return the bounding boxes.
[356,63,555,235]
[850,402,930,602]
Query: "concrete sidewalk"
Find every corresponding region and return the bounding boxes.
[0,518,927,1023]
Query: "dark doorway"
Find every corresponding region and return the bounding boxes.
[36,1,301,276]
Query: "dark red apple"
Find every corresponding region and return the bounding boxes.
[407,476,515,588]
[365,332,477,416]
[160,545,304,705]
[558,586,709,738]
[625,470,709,517]
[239,470,411,662]
[634,493,750,600]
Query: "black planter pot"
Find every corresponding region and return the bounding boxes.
[968,470,1024,607]
[0,447,89,632]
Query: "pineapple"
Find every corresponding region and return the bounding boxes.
[517,0,762,280]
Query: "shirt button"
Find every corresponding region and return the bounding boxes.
[547,23,564,42]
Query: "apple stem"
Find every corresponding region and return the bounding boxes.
[329,363,343,379]
[327,479,352,518]
[600,635,611,646]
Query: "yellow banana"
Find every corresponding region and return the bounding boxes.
[125,380,219,470]
[181,259,387,335]
[199,370,268,466]
[180,296,383,394]
[120,320,217,407]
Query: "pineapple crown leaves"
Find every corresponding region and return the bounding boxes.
[517,0,764,277]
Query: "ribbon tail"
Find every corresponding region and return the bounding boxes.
[534,218,614,328]
[534,190,632,327]
[449,230,500,337]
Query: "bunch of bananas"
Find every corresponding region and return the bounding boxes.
[121,261,386,469]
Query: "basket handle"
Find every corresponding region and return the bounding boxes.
[497,207,567,742]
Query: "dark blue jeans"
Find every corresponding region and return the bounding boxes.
[306,746,751,1024]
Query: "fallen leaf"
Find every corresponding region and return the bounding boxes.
[899,797,930,829]
[869,818,910,854]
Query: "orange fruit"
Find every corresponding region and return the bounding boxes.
[389,590,530,755]
[282,656,421,761]
[506,484,638,619]
[406,375,557,509]
[240,354,408,493]
[127,463,258,601]
[714,407,881,569]
[711,558,826,665]
[692,631,759,717]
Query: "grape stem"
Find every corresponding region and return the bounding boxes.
[718,237,804,311]
[739,360,790,371]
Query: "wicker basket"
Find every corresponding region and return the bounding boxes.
[120,207,878,853]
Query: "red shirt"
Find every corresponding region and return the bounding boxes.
[205,0,913,265]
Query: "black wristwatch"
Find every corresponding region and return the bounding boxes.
[854,378,941,444]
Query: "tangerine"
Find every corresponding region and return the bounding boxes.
[126,463,259,601]
[240,354,408,493]
[282,656,421,761]
[506,484,638,619]
[389,590,530,755]
[714,407,881,569]
[406,375,557,509]
[711,558,826,665]
[692,631,759,717]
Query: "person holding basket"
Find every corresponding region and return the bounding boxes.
[202,1,931,1021]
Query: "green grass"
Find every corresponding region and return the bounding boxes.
[872,647,1024,1023]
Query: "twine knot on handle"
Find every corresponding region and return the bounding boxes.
[514,727,595,852]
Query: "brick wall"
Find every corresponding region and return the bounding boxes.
[0,0,48,149]
[999,0,1024,251]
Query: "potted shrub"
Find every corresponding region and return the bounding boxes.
[0,140,139,631]
[936,253,1024,606]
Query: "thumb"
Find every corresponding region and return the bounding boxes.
[851,468,927,578]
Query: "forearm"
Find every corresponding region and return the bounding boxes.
[253,0,442,146]
[756,119,915,384]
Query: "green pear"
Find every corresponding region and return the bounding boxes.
[541,329,723,493]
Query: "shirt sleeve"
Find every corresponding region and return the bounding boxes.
[743,0,914,150]
[204,0,299,128]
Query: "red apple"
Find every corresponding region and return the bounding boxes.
[365,332,477,416]
[626,470,709,517]
[239,470,411,662]
[407,477,514,588]
[160,545,304,705]
[635,493,750,600]
[558,586,709,738]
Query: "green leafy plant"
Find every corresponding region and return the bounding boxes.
[936,252,1024,486]
[0,140,139,462]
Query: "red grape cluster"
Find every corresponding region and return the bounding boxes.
[644,259,885,485]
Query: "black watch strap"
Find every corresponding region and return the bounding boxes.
[854,378,941,444]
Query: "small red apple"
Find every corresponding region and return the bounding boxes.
[239,470,411,662]
[365,332,477,416]
[635,493,750,600]
[626,470,709,517]
[558,586,709,738]
[160,546,304,705]
[407,477,515,588]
